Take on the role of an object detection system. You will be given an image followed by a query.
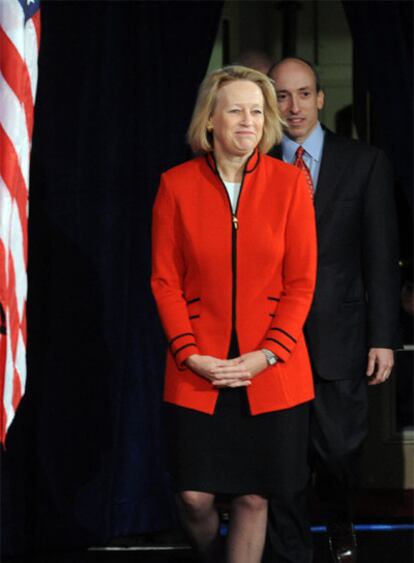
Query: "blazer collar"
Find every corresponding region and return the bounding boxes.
[205,148,261,176]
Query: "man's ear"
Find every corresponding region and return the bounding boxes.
[317,90,325,111]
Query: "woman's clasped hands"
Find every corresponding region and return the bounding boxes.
[185,351,268,388]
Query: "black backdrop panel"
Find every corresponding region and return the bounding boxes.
[1,1,223,556]
[342,0,413,208]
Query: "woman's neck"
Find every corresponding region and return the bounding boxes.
[214,151,252,183]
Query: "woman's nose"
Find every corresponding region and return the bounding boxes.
[241,110,253,124]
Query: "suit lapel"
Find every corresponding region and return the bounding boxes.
[314,130,344,222]
[269,129,346,221]
[271,130,346,223]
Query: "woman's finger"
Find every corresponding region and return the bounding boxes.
[212,379,251,388]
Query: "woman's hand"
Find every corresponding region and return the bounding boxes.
[211,351,269,387]
[185,354,252,388]
[235,351,269,379]
[185,350,269,388]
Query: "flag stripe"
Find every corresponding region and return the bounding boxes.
[0,175,13,264]
[32,10,41,47]
[0,27,34,137]
[10,200,27,319]
[7,252,19,362]
[0,238,7,440]
[0,71,31,187]
[15,328,27,391]
[12,367,22,411]
[23,18,39,105]
[0,0,25,60]
[0,128,28,266]
[1,318,15,438]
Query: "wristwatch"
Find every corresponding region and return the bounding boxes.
[261,348,278,366]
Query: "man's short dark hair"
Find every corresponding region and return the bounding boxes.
[268,57,322,92]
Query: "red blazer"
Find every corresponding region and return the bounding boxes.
[151,150,317,415]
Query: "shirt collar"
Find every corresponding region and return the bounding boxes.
[281,122,324,163]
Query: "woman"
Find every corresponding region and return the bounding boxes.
[151,66,317,563]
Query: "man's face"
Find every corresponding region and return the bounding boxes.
[269,59,324,144]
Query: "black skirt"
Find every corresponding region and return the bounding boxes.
[165,337,310,495]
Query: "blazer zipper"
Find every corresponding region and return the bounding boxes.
[217,171,247,346]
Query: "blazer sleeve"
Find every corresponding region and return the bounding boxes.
[151,174,201,368]
[363,150,401,348]
[260,170,317,362]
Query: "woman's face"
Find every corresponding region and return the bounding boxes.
[209,80,265,159]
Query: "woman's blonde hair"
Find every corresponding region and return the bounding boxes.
[187,65,283,154]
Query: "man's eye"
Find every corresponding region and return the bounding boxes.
[277,94,287,101]
[301,91,311,97]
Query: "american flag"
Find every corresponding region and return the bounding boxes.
[0,0,40,444]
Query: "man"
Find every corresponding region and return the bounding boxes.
[265,58,400,563]
[237,50,273,75]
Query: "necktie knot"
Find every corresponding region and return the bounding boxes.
[296,146,305,159]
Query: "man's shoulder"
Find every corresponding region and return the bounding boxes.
[268,129,384,160]
[267,144,283,160]
[323,129,383,159]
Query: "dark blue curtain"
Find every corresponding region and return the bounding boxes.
[342,0,413,213]
[1,1,223,556]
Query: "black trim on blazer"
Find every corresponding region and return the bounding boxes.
[205,149,261,354]
[169,332,195,347]
[205,153,217,175]
[269,327,297,343]
[245,150,260,174]
[265,337,291,353]
[0,302,6,335]
[267,296,280,302]
[213,152,250,353]
[173,342,197,358]
[186,297,200,305]
[189,315,200,320]
[205,149,260,176]
[269,313,275,318]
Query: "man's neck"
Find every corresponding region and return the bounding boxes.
[285,122,320,146]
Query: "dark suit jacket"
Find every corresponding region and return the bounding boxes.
[270,129,400,380]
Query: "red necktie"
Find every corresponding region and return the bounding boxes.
[294,146,314,198]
